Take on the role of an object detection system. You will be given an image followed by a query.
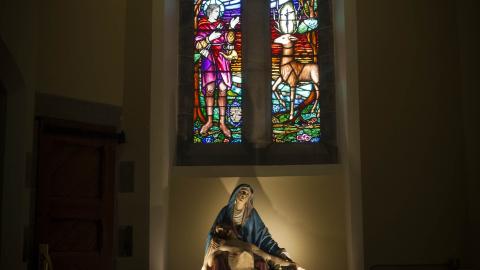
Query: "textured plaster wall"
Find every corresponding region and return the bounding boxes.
[37,0,126,106]
[457,1,480,269]
[116,0,151,269]
[357,0,474,267]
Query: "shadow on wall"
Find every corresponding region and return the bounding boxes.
[167,176,229,269]
[0,38,25,93]
[168,173,348,270]
[232,177,326,264]
[0,36,32,270]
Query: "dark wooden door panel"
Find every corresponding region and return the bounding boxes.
[36,118,116,270]
[47,143,104,199]
[48,219,101,252]
[51,253,103,270]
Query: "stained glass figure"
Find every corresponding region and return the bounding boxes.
[271,0,321,143]
[193,0,242,144]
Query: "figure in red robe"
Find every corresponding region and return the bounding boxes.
[195,3,239,138]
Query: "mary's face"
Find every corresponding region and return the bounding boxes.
[209,7,220,20]
[236,188,251,204]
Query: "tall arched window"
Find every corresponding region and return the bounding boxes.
[178,0,336,164]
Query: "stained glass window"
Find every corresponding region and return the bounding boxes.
[179,0,336,164]
[271,0,321,143]
[193,0,243,144]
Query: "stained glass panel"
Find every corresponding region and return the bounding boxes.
[193,0,242,144]
[271,0,321,143]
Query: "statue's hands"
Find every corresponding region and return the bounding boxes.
[266,260,282,270]
[208,31,222,42]
[267,261,301,270]
[279,251,294,263]
[230,16,240,29]
[281,264,306,270]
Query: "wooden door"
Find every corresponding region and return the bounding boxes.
[35,118,117,270]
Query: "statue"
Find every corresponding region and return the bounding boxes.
[201,184,306,270]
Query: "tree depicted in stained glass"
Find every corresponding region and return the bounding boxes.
[271,0,321,143]
[193,0,242,144]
